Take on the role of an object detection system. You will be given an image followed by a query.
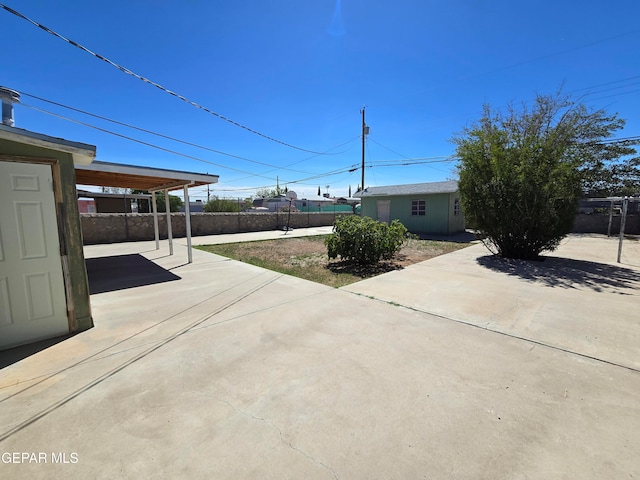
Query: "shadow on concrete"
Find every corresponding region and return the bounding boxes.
[86,254,181,294]
[0,334,75,369]
[327,259,405,278]
[477,255,640,293]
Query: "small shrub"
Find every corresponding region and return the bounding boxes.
[325,216,408,265]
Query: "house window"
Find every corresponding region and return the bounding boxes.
[454,198,461,216]
[411,200,425,216]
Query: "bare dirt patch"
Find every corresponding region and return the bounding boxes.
[197,235,470,287]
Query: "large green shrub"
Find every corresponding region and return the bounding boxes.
[453,93,632,260]
[325,216,408,265]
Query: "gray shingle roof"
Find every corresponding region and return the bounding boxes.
[356,180,459,197]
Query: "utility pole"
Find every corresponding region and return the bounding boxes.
[361,107,369,193]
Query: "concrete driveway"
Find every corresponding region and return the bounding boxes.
[1,230,638,479]
[344,234,640,371]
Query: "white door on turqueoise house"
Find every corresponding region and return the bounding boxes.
[376,200,391,224]
[0,161,69,349]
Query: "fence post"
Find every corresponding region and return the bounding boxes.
[617,197,629,263]
[607,200,614,237]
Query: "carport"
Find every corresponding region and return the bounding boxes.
[75,160,219,263]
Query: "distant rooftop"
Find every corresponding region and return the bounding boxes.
[356,180,459,197]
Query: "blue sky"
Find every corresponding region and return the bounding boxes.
[2,0,639,201]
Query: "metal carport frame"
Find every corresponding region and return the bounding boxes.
[584,196,640,263]
[75,160,219,263]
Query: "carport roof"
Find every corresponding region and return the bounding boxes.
[75,160,219,192]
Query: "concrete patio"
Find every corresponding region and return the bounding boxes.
[1,229,638,479]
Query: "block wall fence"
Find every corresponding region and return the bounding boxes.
[572,214,639,235]
[80,211,351,244]
[80,211,638,245]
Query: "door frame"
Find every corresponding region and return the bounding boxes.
[0,155,75,333]
[376,200,391,224]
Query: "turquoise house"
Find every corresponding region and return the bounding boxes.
[356,180,465,235]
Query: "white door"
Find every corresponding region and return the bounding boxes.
[376,200,391,224]
[0,161,69,349]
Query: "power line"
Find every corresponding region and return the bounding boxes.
[364,132,375,187]
[221,136,361,184]
[367,137,413,160]
[579,84,640,98]
[367,157,452,164]
[155,132,360,187]
[570,75,640,93]
[494,29,640,75]
[19,90,323,175]
[368,157,457,165]
[387,28,640,108]
[367,136,457,175]
[591,135,640,145]
[21,103,275,179]
[21,102,365,190]
[368,159,457,168]
[280,164,361,185]
[0,3,328,155]
[585,89,640,103]
[197,164,360,193]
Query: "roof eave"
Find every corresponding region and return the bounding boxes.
[0,124,96,165]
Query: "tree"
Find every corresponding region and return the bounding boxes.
[255,188,273,199]
[580,149,640,197]
[203,196,242,212]
[453,92,633,260]
[153,192,183,212]
[132,190,182,212]
[256,186,285,198]
[129,189,150,212]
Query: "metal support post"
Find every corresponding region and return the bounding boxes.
[165,189,173,256]
[617,197,629,263]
